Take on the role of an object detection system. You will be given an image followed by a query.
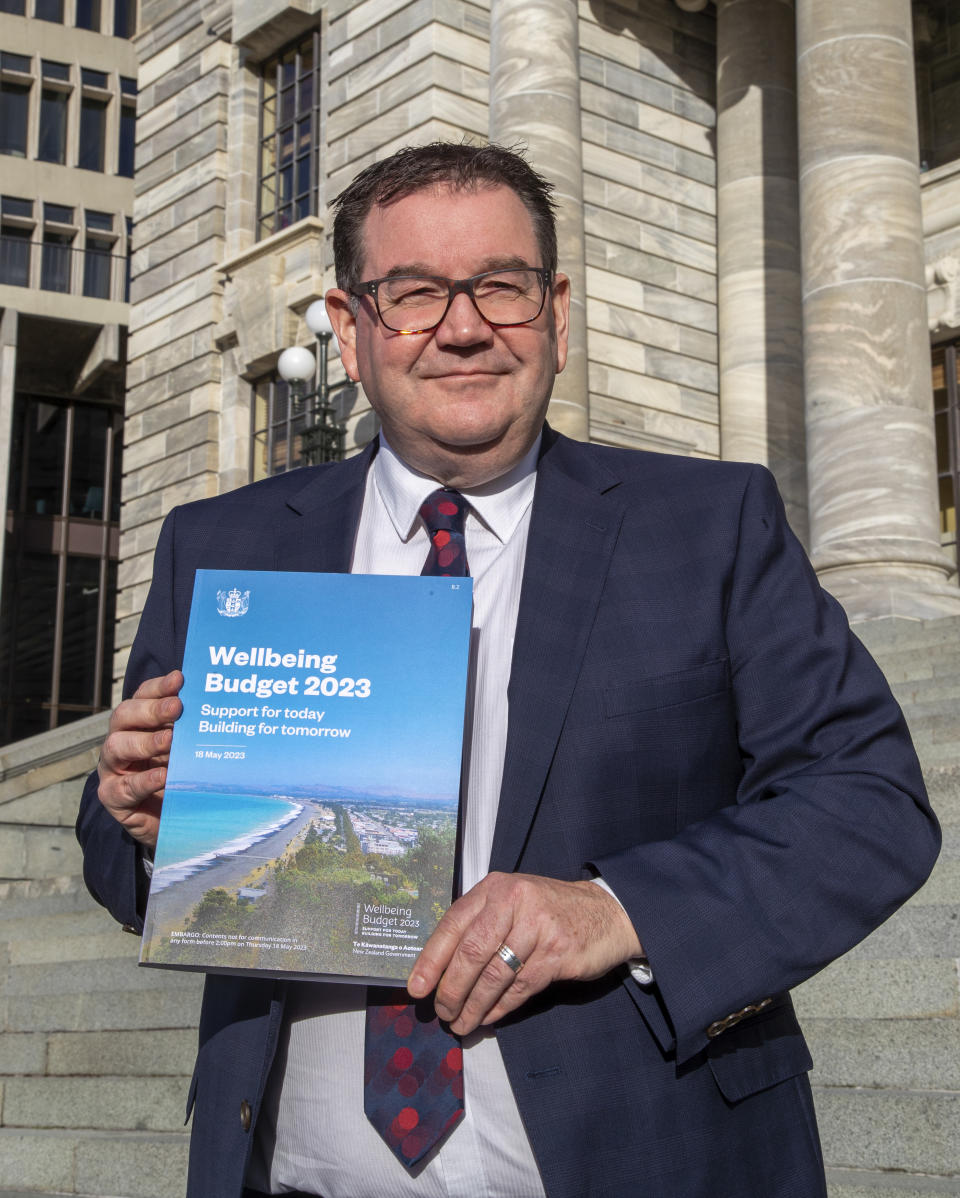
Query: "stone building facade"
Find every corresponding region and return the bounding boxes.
[0,1,138,747]
[111,0,960,702]
[2,1,960,1195]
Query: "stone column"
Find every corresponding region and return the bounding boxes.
[797,0,960,619]
[489,0,589,440]
[716,0,808,544]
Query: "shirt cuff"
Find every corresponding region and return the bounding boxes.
[589,876,653,985]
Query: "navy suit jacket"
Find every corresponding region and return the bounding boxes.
[77,428,939,1198]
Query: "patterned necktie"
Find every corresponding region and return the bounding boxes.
[418,487,469,577]
[363,488,469,1166]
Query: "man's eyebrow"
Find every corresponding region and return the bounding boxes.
[376,255,536,280]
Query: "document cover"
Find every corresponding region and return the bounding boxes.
[140,569,473,985]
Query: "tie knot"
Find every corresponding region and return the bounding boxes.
[419,488,469,577]
[419,488,468,536]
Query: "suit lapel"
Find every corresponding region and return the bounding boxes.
[489,433,625,873]
[271,441,376,572]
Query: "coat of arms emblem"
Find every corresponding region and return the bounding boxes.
[216,587,250,617]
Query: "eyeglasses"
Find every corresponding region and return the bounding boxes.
[351,267,552,334]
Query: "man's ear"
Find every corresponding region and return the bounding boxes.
[324,289,359,382]
[551,273,571,374]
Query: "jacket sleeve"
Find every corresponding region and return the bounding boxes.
[76,509,184,931]
[592,465,941,1064]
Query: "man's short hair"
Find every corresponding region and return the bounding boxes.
[331,141,558,294]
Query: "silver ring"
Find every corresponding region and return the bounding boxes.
[496,942,524,974]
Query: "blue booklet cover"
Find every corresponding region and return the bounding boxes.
[140,569,473,985]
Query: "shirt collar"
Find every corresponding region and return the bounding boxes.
[373,431,541,545]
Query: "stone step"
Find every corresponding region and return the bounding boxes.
[0,1028,196,1079]
[902,719,960,753]
[827,1166,960,1195]
[49,1027,196,1077]
[899,697,960,727]
[0,1075,188,1134]
[806,1017,960,1090]
[3,928,143,968]
[0,1126,189,1198]
[2,973,203,1034]
[792,958,958,1021]
[868,645,960,685]
[917,743,960,769]
[813,1087,960,1177]
[891,675,960,706]
[0,876,96,921]
[844,902,959,960]
[1,957,202,1001]
[0,825,85,883]
[855,614,960,656]
[923,768,960,821]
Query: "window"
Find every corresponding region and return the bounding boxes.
[113,0,135,37]
[41,232,72,291]
[75,0,100,29]
[118,85,136,177]
[42,59,70,81]
[83,233,112,297]
[38,88,68,163]
[258,33,320,239]
[78,95,107,170]
[0,226,31,286]
[251,368,344,480]
[1,53,31,73]
[0,82,30,158]
[0,395,122,744]
[34,0,63,20]
[933,344,960,580]
[1,196,34,286]
[0,0,27,12]
[81,68,108,89]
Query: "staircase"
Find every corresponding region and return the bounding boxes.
[0,716,200,1198]
[798,614,960,1197]
[0,617,958,1198]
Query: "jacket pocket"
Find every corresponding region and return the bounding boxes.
[706,994,813,1103]
[604,657,731,718]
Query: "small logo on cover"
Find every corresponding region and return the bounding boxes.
[216,587,250,618]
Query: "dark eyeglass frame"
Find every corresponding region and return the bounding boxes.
[350,267,553,334]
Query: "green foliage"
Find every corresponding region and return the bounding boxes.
[185,887,249,935]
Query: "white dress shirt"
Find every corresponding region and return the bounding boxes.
[246,435,548,1197]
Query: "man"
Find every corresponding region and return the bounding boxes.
[77,142,939,1198]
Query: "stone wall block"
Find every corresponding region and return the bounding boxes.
[797,0,913,48]
[802,280,932,413]
[798,38,919,169]
[582,142,715,213]
[800,156,925,293]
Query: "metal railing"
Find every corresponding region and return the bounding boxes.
[0,235,130,303]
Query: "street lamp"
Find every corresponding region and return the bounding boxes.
[277,299,349,465]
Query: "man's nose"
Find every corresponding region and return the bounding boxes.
[433,290,494,346]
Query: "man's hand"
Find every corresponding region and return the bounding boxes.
[407,872,643,1035]
[97,670,183,850]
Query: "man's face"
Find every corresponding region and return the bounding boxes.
[325,184,569,487]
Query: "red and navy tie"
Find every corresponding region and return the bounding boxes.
[418,488,469,577]
[363,488,469,1166]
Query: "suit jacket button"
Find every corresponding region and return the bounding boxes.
[240,1100,252,1132]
